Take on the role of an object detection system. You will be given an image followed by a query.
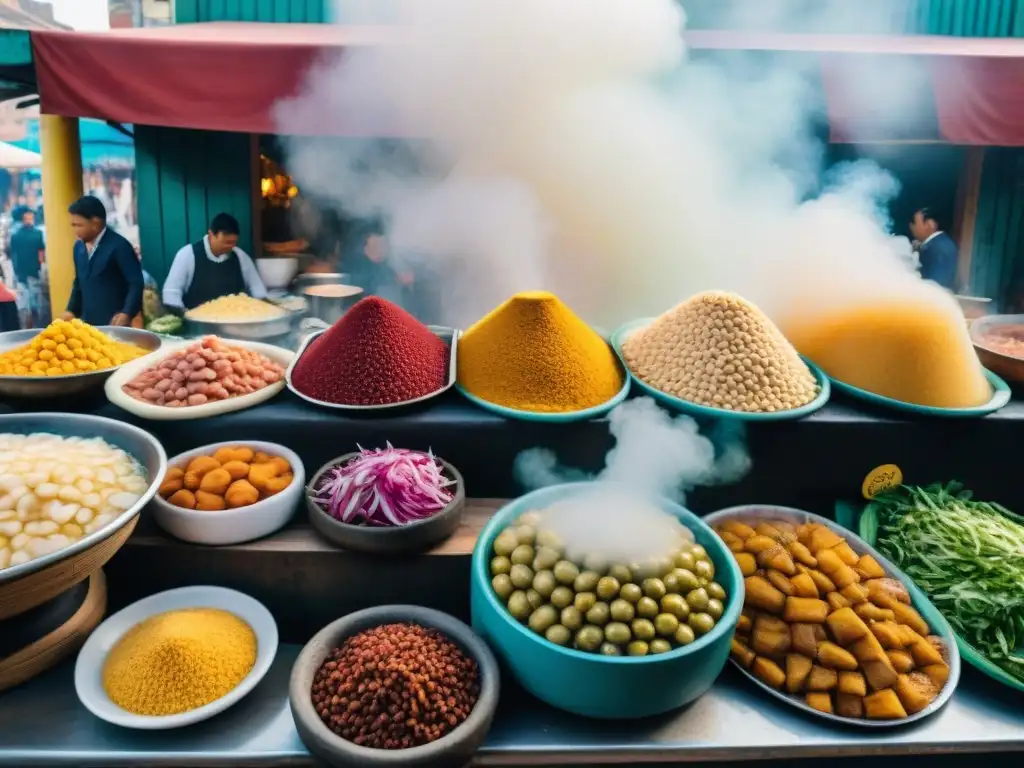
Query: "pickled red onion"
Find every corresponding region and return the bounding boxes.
[314,444,455,526]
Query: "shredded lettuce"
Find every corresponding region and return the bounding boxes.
[870,482,1024,683]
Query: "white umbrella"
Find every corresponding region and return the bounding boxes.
[0,141,40,170]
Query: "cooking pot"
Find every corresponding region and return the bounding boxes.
[302,284,364,327]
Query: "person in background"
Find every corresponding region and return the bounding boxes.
[344,221,411,307]
[162,213,268,313]
[0,256,18,332]
[61,195,143,327]
[9,207,44,328]
[909,207,958,291]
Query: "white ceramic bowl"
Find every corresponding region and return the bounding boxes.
[150,441,304,546]
[256,257,299,290]
[74,586,278,730]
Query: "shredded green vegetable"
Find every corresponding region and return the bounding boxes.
[869,482,1024,683]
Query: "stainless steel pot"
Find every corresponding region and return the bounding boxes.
[302,285,364,327]
[293,272,352,293]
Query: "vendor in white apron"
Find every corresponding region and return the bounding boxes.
[162,213,268,312]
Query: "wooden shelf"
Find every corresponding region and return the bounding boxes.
[128,498,506,557]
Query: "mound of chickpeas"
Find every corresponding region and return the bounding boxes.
[122,336,284,407]
[489,510,729,656]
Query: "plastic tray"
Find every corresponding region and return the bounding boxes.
[703,505,961,728]
[828,368,1010,418]
[851,501,1024,695]
[104,339,294,421]
[286,326,458,411]
[610,319,830,421]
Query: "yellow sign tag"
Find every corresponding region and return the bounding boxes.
[862,464,903,500]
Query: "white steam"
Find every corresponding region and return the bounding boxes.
[514,398,749,563]
[276,0,952,331]
[537,488,694,566]
[515,396,749,498]
[273,0,959,557]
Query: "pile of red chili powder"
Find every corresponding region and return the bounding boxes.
[311,622,480,750]
[291,297,449,405]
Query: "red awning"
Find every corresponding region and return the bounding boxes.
[686,30,1024,146]
[29,24,1024,144]
[30,23,394,135]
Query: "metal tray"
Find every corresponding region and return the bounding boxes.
[702,504,961,729]
[183,307,303,341]
[0,327,162,399]
[286,325,458,411]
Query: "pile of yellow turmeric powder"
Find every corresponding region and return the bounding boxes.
[457,291,624,413]
[102,607,257,716]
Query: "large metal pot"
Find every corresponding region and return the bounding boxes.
[302,284,364,327]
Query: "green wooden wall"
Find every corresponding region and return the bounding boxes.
[136,0,330,282]
[135,127,254,285]
[174,0,328,23]
[912,0,1024,36]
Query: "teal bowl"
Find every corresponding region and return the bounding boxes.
[470,482,743,719]
[610,319,830,421]
[828,367,1010,418]
[455,366,630,424]
[853,503,1024,694]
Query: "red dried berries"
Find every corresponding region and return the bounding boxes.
[291,297,449,406]
[311,623,480,750]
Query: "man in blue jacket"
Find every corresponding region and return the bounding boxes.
[60,195,143,327]
[909,207,959,291]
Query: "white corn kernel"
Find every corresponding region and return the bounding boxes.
[9,548,29,566]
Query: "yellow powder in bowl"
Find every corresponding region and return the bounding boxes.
[457,291,624,413]
[787,297,992,408]
[102,607,257,716]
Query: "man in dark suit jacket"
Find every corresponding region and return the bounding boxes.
[909,207,959,291]
[60,195,143,327]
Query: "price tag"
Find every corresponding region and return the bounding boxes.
[861,464,903,500]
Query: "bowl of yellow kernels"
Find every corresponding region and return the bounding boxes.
[0,321,161,399]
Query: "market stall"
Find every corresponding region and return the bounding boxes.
[2,13,1024,768]
[0,285,1021,766]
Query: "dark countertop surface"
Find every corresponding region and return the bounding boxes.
[0,645,1022,766]
[2,387,1023,507]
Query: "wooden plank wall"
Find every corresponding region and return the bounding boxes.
[135,127,254,285]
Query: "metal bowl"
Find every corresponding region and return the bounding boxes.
[184,307,304,341]
[301,284,364,327]
[293,272,352,291]
[0,413,167,614]
[0,327,161,399]
[970,314,1024,384]
[286,326,458,411]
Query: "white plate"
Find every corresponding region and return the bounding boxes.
[104,339,295,421]
[74,586,278,730]
[150,441,305,546]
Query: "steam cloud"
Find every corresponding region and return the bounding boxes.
[275,0,963,519]
[515,397,751,504]
[276,0,952,332]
